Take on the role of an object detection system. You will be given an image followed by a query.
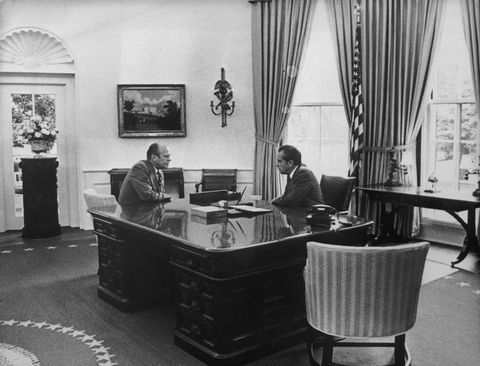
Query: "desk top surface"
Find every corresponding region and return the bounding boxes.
[355,184,480,207]
[88,199,370,251]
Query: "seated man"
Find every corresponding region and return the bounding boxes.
[118,143,172,205]
[272,144,324,207]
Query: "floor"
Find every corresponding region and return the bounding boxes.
[0,227,478,366]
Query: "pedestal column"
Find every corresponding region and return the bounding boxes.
[19,157,61,238]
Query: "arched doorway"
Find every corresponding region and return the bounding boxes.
[0,28,78,231]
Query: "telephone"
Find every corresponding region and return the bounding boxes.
[306,204,338,226]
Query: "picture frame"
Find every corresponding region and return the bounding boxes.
[117,84,186,137]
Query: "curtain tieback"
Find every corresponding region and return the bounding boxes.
[363,144,414,152]
[256,135,279,147]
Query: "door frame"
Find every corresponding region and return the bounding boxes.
[0,73,79,232]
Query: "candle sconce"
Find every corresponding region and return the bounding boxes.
[210,67,235,127]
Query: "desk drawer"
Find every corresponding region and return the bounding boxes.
[177,310,215,348]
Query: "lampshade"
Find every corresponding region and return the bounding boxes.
[400,150,414,166]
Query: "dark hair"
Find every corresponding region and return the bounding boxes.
[146,143,161,159]
[278,145,302,165]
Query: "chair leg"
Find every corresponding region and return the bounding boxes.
[394,334,406,366]
[321,335,334,366]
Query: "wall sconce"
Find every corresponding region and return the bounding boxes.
[210,67,235,127]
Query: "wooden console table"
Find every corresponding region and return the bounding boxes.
[89,199,372,365]
[357,185,480,267]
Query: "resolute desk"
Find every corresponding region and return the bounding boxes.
[89,199,372,366]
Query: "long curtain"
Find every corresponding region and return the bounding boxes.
[327,0,444,238]
[460,0,480,237]
[251,0,316,200]
[461,1,480,117]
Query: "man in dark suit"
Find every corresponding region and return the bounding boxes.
[272,145,324,207]
[118,143,172,205]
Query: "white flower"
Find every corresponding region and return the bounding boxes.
[41,128,48,134]
[51,131,56,136]
[27,128,34,133]
[18,129,24,134]
[34,132,42,138]
[44,130,50,135]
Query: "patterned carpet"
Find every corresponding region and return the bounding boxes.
[0,229,479,366]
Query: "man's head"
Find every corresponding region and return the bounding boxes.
[276,145,302,175]
[147,143,171,169]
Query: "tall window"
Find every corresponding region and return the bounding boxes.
[287,0,349,180]
[421,0,478,221]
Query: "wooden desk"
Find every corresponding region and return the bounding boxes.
[357,185,480,267]
[89,199,372,365]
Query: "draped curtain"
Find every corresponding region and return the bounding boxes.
[251,0,316,200]
[459,0,480,237]
[460,1,480,118]
[326,0,444,237]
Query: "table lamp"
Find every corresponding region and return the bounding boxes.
[384,149,409,187]
[462,154,480,197]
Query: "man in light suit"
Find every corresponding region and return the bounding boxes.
[118,143,172,205]
[272,145,324,207]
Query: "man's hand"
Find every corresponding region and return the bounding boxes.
[160,193,171,202]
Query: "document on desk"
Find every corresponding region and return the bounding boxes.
[229,205,272,214]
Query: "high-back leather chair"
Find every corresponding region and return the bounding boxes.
[304,241,429,366]
[195,169,237,193]
[320,175,356,213]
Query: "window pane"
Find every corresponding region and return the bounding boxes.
[434,105,455,140]
[435,141,454,187]
[461,103,478,140]
[434,0,474,100]
[320,107,347,139]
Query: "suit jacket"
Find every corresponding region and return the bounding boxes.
[272,166,324,207]
[118,160,164,205]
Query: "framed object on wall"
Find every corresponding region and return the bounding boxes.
[117,84,186,137]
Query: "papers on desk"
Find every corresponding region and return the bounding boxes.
[229,205,272,214]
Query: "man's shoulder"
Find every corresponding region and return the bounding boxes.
[296,166,316,178]
[131,160,149,170]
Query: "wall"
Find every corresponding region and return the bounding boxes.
[0,0,255,228]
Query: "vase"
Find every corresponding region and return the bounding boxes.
[30,139,50,155]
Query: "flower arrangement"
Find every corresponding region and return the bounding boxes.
[19,115,58,150]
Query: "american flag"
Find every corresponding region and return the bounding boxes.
[349,0,364,178]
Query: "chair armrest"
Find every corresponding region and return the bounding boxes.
[195,182,202,192]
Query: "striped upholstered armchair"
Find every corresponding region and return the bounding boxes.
[304,241,429,366]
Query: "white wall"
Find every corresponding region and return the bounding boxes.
[0,0,255,227]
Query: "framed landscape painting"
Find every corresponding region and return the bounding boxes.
[117,84,186,137]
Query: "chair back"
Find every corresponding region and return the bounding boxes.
[197,169,237,192]
[83,189,118,209]
[304,241,429,338]
[320,175,356,212]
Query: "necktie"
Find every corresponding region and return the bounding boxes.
[156,170,164,192]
